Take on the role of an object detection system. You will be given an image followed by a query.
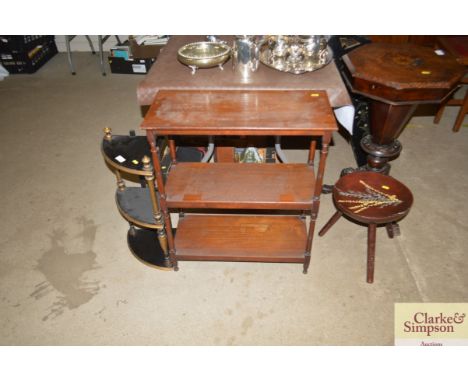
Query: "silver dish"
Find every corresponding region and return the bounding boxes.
[259,35,333,74]
[177,42,231,74]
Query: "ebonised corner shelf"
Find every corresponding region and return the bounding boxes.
[101,128,205,270]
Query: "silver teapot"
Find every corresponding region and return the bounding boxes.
[232,35,264,79]
[298,35,329,58]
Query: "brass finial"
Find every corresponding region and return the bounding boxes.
[104,127,112,141]
[142,155,151,169]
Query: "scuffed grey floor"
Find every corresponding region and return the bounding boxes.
[0,53,467,345]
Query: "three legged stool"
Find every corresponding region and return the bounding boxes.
[319,171,413,283]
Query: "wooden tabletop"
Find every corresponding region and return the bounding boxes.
[343,43,465,104]
[136,35,352,108]
[141,89,337,136]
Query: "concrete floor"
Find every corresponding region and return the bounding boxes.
[0,53,467,345]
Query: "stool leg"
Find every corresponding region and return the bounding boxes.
[367,224,377,283]
[386,223,394,239]
[318,211,343,237]
[386,222,401,238]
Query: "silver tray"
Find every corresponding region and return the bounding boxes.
[259,37,333,74]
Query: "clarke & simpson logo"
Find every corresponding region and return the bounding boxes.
[395,303,468,346]
[403,312,466,336]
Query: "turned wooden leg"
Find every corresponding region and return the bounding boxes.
[318,211,343,237]
[303,254,311,275]
[303,219,317,274]
[386,222,401,238]
[367,224,377,284]
[168,138,177,164]
[434,97,449,124]
[147,131,178,272]
[453,90,468,133]
[172,252,179,272]
[157,228,171,266]
[386,223,394,239]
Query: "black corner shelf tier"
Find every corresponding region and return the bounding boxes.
[127,227,172,270]
[116,187,161,228]
[103,135,203,175]
[102,135,152,172]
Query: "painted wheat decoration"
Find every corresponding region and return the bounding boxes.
[337,180,402,213]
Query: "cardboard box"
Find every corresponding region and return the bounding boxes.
[129,36,164,59]
[108,56,155,75]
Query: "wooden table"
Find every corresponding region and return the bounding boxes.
[137,36,352,108]
[434,36,468,132]
[342,42,465,173]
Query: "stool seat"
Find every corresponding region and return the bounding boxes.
[319,171,413,283]
[333,171,413,225]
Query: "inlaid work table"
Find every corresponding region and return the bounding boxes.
[141,89,338,273]
[342,42,465,173]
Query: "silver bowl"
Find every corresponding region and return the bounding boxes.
[177,42,231,74]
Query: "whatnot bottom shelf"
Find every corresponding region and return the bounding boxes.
[127,227,173,270]
[175,214,308,263]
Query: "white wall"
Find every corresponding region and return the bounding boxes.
[54,35,128,52]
